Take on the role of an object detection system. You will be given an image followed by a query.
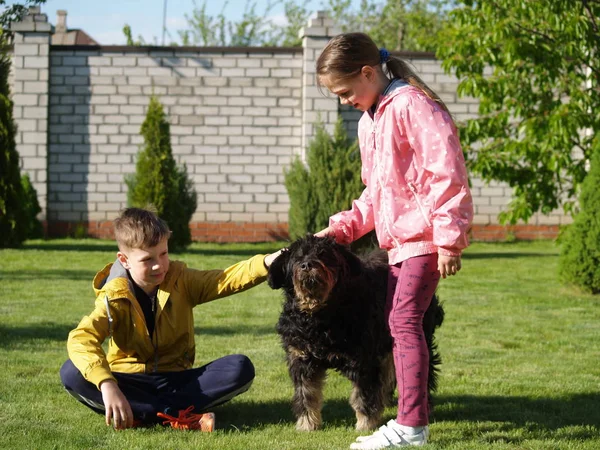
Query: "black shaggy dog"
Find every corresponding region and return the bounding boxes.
[268,235,444,431]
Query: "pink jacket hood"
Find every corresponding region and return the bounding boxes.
[329,80,473,264]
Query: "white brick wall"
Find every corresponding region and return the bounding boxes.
[10,15,51,217]
[45,47,303,223]
[10,9,570,230]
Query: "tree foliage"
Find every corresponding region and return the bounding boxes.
[0,50,27,247]
[20,172,43,239]
[176,0,308,47]
[126,96,197,250]
[125,0,448,49]
[0,0,46,37]
[326,0,454,52]
[559,134,600,294]
[437,0,600,224]
[285,119,363,238]
[122,24,147,46]
[0,1,46,247]
[267,0,312,47]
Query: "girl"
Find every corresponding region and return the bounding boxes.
[315,33,473,449]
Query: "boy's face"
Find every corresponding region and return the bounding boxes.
[117,237,170,294]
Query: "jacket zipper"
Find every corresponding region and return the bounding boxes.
[408,182,432,227]
[104,294,113,337]
[151,294,159,373]
[131,299,159,373]
[372,122,402,249]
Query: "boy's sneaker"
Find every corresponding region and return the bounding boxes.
[350,420,428,449]
[157,406,215,432]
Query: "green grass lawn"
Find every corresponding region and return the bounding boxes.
[0,239,598,450]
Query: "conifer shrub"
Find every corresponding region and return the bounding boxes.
[21,173,43,239]
[559,140,600,294]
[0,51,28,247]
[285,119,366,241]
[126,96,197,249]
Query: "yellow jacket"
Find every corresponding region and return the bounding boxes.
[67,255,268,389]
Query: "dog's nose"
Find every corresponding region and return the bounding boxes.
[300,262,310,271]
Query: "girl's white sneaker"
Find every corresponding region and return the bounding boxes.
[350,420,428,449]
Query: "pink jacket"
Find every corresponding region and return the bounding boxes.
[329,81,473,265]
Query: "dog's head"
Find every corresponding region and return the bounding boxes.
[268,235,363,313]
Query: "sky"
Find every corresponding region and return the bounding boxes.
[17,0,348,45]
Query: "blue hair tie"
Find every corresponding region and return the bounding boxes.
[379,48,390,64]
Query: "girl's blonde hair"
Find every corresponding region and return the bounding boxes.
[316,32,451,116]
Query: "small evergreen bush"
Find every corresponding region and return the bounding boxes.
[285,118,364,239]
[20,173,43,239]
[126,96,197,249]
[0,50,28,248]
[559,138,600,294]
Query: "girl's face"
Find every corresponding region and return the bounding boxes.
[320,66,381,112]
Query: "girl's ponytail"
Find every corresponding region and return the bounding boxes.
[385,55,451,117]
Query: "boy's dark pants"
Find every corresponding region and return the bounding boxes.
[60,354,255,424]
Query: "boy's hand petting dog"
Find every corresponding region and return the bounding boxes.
[438,254,462,278]
[264,250,283,268]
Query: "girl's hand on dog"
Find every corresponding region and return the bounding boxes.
[438,254,462,278]
[314,227,334,238]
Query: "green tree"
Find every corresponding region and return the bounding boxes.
[285,119,363,238]
[0,1,46,247]
[128,0,446,49]
[0,0,46,34]
[0,51,27,247]
[263,0,311,47]
[326,0,455,52]
[126,96,197,249]
[437,0,600,225]
[20,173,43,239]
[175,0,310,47]
[177,0,278,46]
[122,24,147,46]
[559,136,600,294]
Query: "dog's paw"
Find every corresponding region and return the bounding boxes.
[355,414,379,431]
[296,414,320,431]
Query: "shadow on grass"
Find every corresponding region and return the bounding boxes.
[0,323,73,348]
[22,242,117,253]
[0,269,94,281]
[180,245,286,257]
[462,252,557,260]
[195,324,276,336]
[20,242,285,256]
[436,392,600,427]
[216,397,356,432]
[216,393,600,442]
[433,393,600,443]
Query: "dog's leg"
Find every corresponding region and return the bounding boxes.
[423,296,444,414]
[350,369,385,431]
[288,352,326,431]
[381,352,396,407]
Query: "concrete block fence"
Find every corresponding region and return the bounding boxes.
[9,8,568,242]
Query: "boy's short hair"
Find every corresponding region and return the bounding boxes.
[114,207,171,250]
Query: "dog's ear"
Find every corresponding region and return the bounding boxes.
[338,246,363,277]
[267,248,291,289]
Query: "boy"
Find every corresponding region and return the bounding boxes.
[60,207,281,431]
